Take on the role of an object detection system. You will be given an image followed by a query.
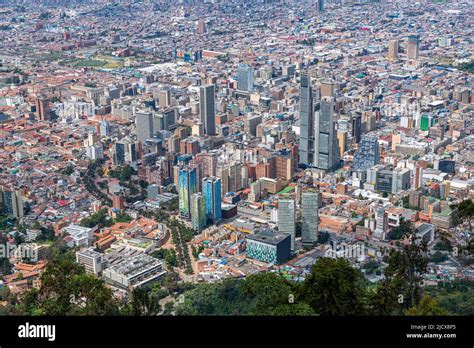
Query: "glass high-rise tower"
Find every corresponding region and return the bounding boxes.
[178,166,197,219]
[314,100,341,171]
[199,84,216,136]
[203,176,222,225]
[299,73,313,166]
[277,196,296,252]
[301,191,319,245]
[353,135,380,172]
[191,193,206,232]
[237,64,254,92]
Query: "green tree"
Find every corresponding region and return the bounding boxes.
[61,165,75,176]
[454,199,474,232]
[0,257,13,275]
[387,218,411,240]
[369,229,428,315]
[405,295,449,316]
[301,258,366,315]
[163,301,174,315]
[18,259,119,315]
[129,286,161,316]
[424,280,474,315]
[176,273,314,316]
[240,272,308,315]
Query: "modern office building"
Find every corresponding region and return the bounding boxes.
[124,141,137,163]
[114,141,126,165]
[316,0,324,13]
[420,114,435,131]
[0,188,24,219]
[353,135,380,172]
[337,130,348,158]
[375,168,394,194]
[100,120,110,136]
[245,114,263,136]
[314,100,341,171]
[202,176,222,224]
[197,19,207,35]
[199,84,216,136]
[35,96,50,121]
[392,167,411,194]
[191,193,206,232]
[178,166,198,219]
[153,108,176,132]
[374,207,387,239]
[237,64,254,92]
[86,144,104,160]
[277,196,296,251]
[438,160,455,174]
[299,73,313,166]
[216,164,230,198]
[407,34,420,60]
[388,39,399,60]
[102,254,166,289]
[62,224,94,247]
[301,190,319,245]
[246,229,291,264]
[351,113,362,144]
[76,248,105,275]
[157,89,171,107]
[135,111,154,143]
[112,195,125,211]
[113,139,138,165]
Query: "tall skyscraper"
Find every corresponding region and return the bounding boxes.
[0,188,24,219]
[199,85,216,136]
[35,96,50,121]
[112,195,125,211]
[237,64,254,92]
[388,39,399,60]
[114,142,126,165]
[157,89,171,108]
[125,142,138,163]
[216,164,230,198]
[100,120,110,137]
[191,193,206,232]
[337,130,348,158]
[413,165,423,189]
[228,162,242,193]
[316,0,324,13]
[203,177,222,225]
[392,168,411,194]
[314,100,341,171]
[135,111,154,143]
[407,34,420,60]
[178,166,197,219]
[197,19,207,35]
[301,191,319,245]
[351,113,362,144]
[353,135,380,172]
[278,196,296,252]
[299,73,313,166]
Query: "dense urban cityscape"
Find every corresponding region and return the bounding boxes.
[0,0,473,318]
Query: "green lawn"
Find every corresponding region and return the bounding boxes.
[74,59,107,67]
[278,186,295,194]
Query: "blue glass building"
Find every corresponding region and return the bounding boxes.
[236,64,254,92]
[178,166,197,219]
[203,176,221,225]
[246,229,291,264]
[191,193,206,232]
[352,135,380,172]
